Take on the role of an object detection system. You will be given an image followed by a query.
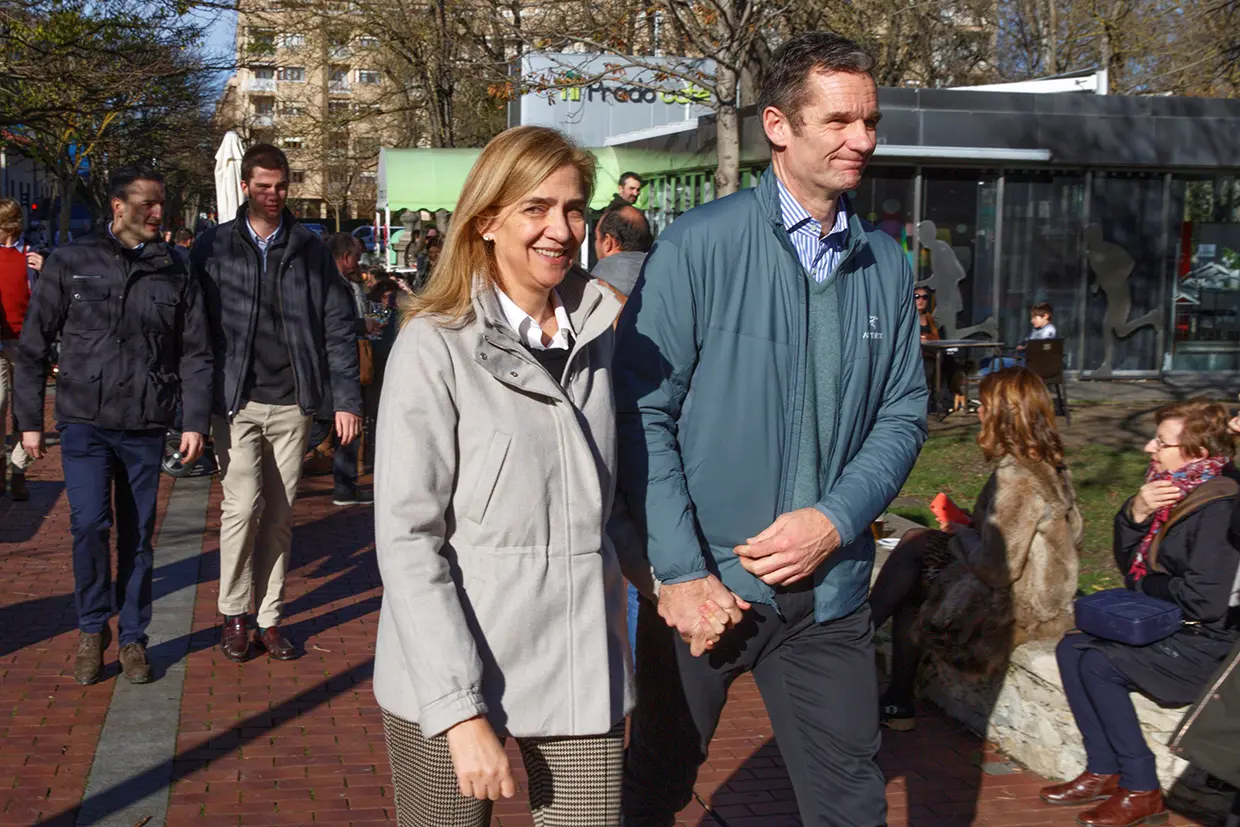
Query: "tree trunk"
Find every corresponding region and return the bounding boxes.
[58,170,74,243]
[1046,0,1059,73]
[713,65,741,197]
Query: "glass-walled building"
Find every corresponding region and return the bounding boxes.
[626,89,1240,377]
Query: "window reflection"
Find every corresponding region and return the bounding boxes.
[1172,176,1240,371]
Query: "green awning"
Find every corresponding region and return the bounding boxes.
[376,147,483,212]
[376,144,714,213]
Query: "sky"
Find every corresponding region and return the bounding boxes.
[201,7,238,92]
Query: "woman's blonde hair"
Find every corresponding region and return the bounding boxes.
[976,367,1065,466]
[403,126,596,324]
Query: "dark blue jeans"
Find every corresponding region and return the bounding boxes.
[1056,636,1159,791]
[309,417,359,496]
[59,424,164,646]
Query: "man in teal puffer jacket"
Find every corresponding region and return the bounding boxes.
[616,32,928,827]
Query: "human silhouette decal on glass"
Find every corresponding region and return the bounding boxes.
[1084,223,1163,378]
[915,220,997,340]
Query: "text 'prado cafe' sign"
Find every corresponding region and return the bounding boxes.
[514,52,716,148]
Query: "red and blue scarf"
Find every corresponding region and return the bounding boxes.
[1129,455,1229,580]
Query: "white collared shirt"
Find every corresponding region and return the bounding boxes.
[246,217,283,274]
[776,176,850,284]
[495,287,574,351]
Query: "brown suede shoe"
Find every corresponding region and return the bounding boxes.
[1077,789,1169,826]
[119,642,153,684]
[74,627,112,685]
[220,614,252,662]
[1041,771,1121,806]
[8,466,29,502]
[258,626,299,661]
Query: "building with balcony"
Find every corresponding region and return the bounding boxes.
[214,0,407,227]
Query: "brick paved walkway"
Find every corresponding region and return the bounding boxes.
[0,439,1213,826]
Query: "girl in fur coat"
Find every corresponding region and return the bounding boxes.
[870,367,1084,731]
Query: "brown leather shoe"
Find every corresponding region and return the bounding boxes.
[220,614,251,662]
[1041,771,1121,806]
[258,626,299,661]
[74,627,112,685]
[119,642,153,684]
[1077,789,1169,826]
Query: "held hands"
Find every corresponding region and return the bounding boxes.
[335,411,362,445]
[26,252,44,272]
[734,508,840,587]
[658,576,751,657]
[1131,480,1182,524]
[21,431,44,460]
[179,432,206,465]
[446,716,516,801]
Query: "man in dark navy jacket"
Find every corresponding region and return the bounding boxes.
[192,144,360,664]
[14,166,212,686]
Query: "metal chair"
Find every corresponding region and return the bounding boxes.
[1024,338,1071,425]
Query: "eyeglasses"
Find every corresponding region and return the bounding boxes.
[914,293,930,300]
[1152,437,1181,450]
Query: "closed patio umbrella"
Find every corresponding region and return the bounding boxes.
[214,130,245,221]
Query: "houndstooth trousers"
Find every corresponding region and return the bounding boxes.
[382,709,624,827]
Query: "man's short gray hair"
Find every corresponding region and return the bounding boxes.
[759,32,875,129]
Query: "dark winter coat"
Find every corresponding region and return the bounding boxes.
[191,205,361,420]
[1071,478,1240,707]
[12,232,213,434]
[1169,637,1240,789]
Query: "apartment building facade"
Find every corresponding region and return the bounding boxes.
[216,1,407,226]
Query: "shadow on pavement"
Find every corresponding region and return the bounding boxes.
[0,479,66,544]
[42,659,376,826]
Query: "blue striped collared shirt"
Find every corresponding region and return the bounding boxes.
[776,176,850,284]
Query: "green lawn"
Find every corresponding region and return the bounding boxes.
[895,428,1150,591]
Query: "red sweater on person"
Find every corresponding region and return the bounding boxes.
[0,245,32,340]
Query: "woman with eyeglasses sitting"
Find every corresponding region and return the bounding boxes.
[1042,399,1240,826]
[915,288,967,412]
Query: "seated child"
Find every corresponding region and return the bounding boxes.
[1017,302,1057,352]
[982,302,1058,375]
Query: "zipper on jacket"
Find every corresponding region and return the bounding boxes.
[231,234,264,417]
[275,260,304,413]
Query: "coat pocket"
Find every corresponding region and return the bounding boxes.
[464,431,511,525]
[54,368,102,421]
[67,283,110,331]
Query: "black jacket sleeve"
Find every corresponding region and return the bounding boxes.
[177,269,214,435]
[12,249,70,432]
[1160,500,1240,624]
[320,249,362,416]
[1114,496,1152,575]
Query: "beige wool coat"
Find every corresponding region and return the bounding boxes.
[919,455,1084,677]
[372,269,644,738]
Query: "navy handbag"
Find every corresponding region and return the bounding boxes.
[1074,588,1183,646]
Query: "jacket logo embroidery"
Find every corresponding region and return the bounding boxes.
[864,315,884,340]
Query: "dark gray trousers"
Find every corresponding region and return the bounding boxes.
[622,590,887,827]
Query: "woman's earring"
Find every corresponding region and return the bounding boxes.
[482,235,494,243]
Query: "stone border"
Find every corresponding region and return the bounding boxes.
[76,475,211,827]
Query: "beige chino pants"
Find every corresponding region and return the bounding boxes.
[0,345,34,472]
[213,400,313,628]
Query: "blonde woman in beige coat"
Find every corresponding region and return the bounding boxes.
[372,126,652,827]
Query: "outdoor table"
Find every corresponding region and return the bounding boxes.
[920,339,1005,416]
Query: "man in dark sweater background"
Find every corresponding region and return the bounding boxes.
[192,144,361,664]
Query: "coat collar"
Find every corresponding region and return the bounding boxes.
[757,167,870,266]
[231,204,307,259]
[85,231,177,272]
[472,268,621,398]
